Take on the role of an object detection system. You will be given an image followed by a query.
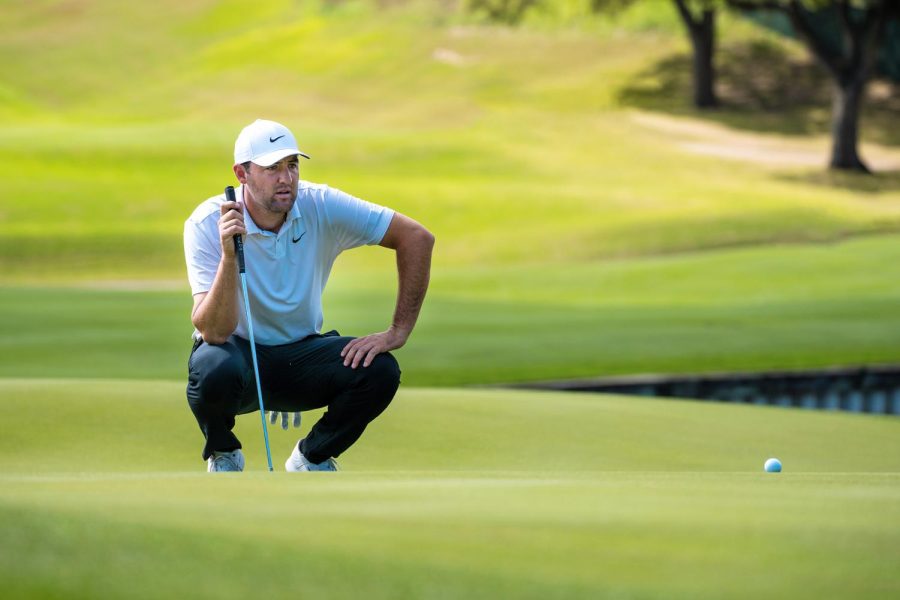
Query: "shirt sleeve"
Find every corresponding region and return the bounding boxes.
[322,186,395,252]
[184,215,221,295]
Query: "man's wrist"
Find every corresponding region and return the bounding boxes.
[389,324,413,340]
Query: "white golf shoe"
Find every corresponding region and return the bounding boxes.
[285,443,339,472]
[207,449,245,472]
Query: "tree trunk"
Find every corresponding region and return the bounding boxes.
[689,10,718,109]
[773,1,889,174]
[830,79,869,172]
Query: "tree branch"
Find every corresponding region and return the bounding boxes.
[673,0,699,30]
[836,0,856,36]
[859,2,889,82]
[784,0,842,79]
[726,0,844,78]
[726,0,781,11]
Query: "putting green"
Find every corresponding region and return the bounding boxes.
[1,379,898,599]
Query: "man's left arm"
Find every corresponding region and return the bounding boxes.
[341,213,435,369]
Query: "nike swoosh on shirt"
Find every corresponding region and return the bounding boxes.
[292,232,306,243]
[269,135,285,143]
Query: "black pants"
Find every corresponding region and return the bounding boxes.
[186,331,401,463]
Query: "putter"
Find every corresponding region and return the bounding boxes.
[226,185,274,472]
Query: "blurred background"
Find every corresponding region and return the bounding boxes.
[1,0,898,388]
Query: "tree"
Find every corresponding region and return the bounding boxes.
[672,1,720,108]
[728,0,900,173]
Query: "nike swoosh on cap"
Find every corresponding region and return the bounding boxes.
[269,135,285,143]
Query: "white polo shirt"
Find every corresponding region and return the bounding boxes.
[184,181,395,345]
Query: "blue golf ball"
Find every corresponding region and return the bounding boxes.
[764,458,782,473]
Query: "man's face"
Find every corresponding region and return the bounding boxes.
[243,155,300,215]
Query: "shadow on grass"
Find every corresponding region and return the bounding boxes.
[618,38,900,148]
[776,168,900,194]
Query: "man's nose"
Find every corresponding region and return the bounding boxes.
[276,166,292,183]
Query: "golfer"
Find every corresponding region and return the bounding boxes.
[184,119,434,472]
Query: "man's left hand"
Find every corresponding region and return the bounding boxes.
[341,327,408,369]
[268,411,301,430]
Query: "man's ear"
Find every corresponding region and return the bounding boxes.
[233,163,249,184]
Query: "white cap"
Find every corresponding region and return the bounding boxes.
[233,119,310,167]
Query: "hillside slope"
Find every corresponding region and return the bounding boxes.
[0,0,898,278]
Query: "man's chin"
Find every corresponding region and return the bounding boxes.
[269,196,295,212]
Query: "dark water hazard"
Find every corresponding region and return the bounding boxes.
[512,365,900,416]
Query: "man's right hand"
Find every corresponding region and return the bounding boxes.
[219,199,246,257]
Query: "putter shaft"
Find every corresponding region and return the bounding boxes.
[226,185,274,472]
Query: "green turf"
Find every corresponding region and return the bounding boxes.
[1,379,898,599]
[2,235,898,385]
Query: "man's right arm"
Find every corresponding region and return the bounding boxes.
[190,199,246,345]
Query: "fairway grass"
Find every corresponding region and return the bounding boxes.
[1,379,899,599]
[3,235,899,385]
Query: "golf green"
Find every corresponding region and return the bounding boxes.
[1,379,898,599]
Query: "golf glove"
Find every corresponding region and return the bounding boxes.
[268,411,301,430]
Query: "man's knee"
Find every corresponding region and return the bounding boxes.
[188,342,250,403]
[364,352,401,398]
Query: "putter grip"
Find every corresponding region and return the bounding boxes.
[224,186,246,273]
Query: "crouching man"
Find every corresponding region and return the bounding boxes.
[183,119,433,472]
